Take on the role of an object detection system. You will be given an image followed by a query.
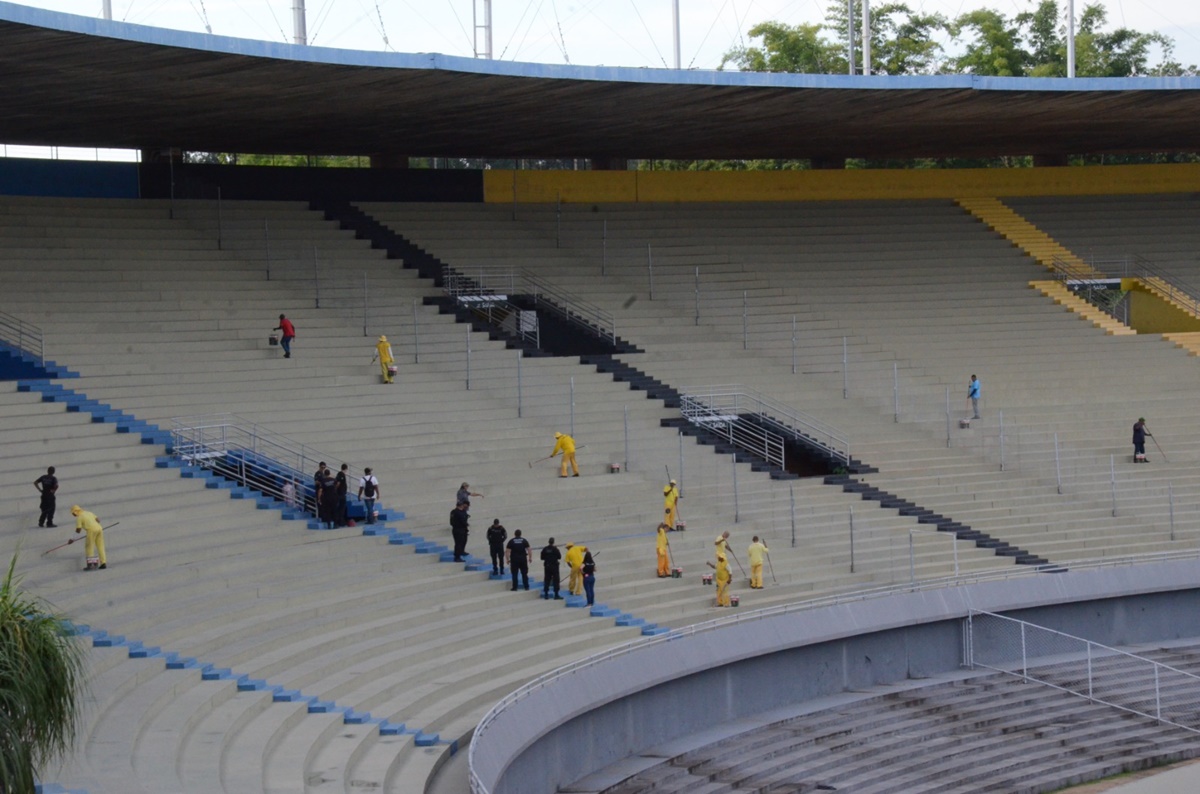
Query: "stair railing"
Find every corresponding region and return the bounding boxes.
[0,309,44,361]
[442,266,540,348]
[681,385,851,467]
[169,413,366,516]
[442,265,615,345]
[966,610,1200,734]
[1052,253,1200,320]
[679,391,786,469]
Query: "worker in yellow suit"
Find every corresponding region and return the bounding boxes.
[564,542,587,595]
[551,432,579,478]
[656,523,671,577]
[714,554,732,607]
[714,530,730,564]
[663,479,680,529]
[747,536,770,589]
[71,505,107,571]
[372,335,396,383]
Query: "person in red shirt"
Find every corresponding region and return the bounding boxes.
[275,314,296,358]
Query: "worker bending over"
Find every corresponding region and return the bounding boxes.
[72,505,107,571]
[565,542,587,595]
[550,432,579,478]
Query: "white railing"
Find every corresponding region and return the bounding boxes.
[0,308,44,362]
[467,547,1200,794]
[681,384,850,466]
[169,413,365,512]
[966,610,1200,734]
[679,391,785,470]
[442,264,615,344]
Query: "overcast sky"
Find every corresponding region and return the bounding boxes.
[11,0,1200,69]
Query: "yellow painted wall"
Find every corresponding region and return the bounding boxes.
[482,164,1200,204]
[1123,279,1200,334]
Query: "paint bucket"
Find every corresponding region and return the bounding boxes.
[671,567,682,578]
[730,595,740,607]
[702,573,713,585]
[609,463,621,473]
[269,333,279,346]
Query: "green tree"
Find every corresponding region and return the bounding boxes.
[0,556,86,792]
[948,8,1031,76]
[720,21,843,73]
[824,1,947,75]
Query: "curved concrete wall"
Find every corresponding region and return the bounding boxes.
[473,560,1200,794]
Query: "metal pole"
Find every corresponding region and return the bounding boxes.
[517,353,523,418]
[1110,454,1117,516]
[570,376,575,436]
[466,326,472,390]
[909,531,915,587]
[847,0,855,75]
[264,219,271,280]
[843,337,848,398]
[952,534,959,577]
[945,386,951,448]
[624,405,630,472]
[678,431,684,497]
[862,0,872,74]
[1169,481,1175,540]
[790,484,796,548]
[1020,622,1028,680]
[102,0,112,19]
[412,299,420,363]
[1055,433,1062,494]
[602,219,607,276]
[893,363,899,422]
[672,0,681,69]
[1087,643,1093,699]
[168,154,175,219]
[999,410,1005,471]
[792,316,797,375]
[293,0,307,45]
[647,244,654,300]
[556,192,561,248]
[362,272,368,336]
[313,247,320,308]
[694,267,700,326]
[742,291,748,350]
[849,506,855,573]
[216,186,223,250]
[1067,0,1076,78]
[732,455,739,523]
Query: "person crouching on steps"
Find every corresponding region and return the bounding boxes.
[72,505,107,571]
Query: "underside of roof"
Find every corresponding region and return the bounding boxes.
[1,2,1199,161]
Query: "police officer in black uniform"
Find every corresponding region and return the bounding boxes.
[486,519,507,575]
[540,537,563,600]
[506,529,532,591]
[34,466,58,528]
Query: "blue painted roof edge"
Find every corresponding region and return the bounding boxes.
[2,1,1199,93]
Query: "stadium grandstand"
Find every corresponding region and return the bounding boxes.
[3,3,1200,794]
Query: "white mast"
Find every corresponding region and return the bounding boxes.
[293,0,307,46]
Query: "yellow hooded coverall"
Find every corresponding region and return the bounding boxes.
[375,336,395,383]
[656,524,671,577]
[714,555,732,607]
[747,540,770,589]
[72,505,106,569]
[551,432,579,477]
[663,482,680,528]
[565,543,586,595]
[714,533,729,565]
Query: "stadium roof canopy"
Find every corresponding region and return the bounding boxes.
[2,1,1200,163]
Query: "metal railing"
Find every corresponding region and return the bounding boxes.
[443,265,615,345]
[966,610,1200,734]
[1051,253,1200,320]
[681,385,850,466]
[0,308,44,361]
[468,547,1200,794]
[169,413,365,514]
[442,267,541,349]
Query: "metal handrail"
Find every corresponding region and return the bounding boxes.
[967,610,1200,734]
[681,384,850,465]
[0,309,44,361]
[442,265,616,344]
[467,546,1200,794]
[680,392,786,469]
[1051,253,1200,318]
[169,413,365,513]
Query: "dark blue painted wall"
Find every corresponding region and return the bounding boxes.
[0,158,140,198]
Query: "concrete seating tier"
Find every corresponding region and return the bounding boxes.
[363,201,1200,569]
[0,196,1019,794]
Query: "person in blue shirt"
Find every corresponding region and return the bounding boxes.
[967,374,981,419]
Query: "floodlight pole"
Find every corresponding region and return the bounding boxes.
[862,0,871,75]
[293,0,307,46]
[672,0,681,69]
[847,0,855,75]
[102,1,112,20]
[474,0,494,59]
[1067,0,1076,78]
